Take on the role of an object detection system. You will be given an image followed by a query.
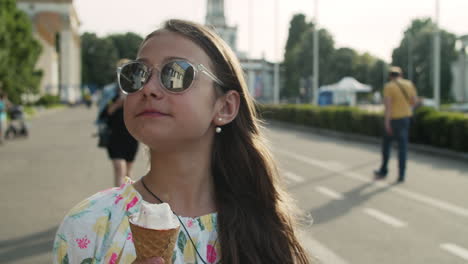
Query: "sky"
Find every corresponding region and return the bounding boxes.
[74,0,468,62]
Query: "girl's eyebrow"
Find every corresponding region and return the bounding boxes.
[162,56,189,63]
[135,56,190,65]
[135,57,151,64]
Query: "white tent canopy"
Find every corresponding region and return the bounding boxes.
[320,77,372,92]
[319,77,372,106]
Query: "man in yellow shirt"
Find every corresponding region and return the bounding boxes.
[374,66,418,183]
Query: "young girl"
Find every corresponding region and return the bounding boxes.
[53,19,310,264]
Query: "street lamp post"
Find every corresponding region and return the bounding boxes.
[383,62,387,89]
[463,43,467,102]
[434,0,441,110]
[312,0,319,105]
[248,0,253,56]
[408,35,413,81]
[273,0,280,104]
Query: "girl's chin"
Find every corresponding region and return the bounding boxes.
[136,133,177,147]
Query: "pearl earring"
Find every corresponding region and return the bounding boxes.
[216,117,223,133]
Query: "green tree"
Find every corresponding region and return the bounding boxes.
[283,14,335,100]
[0,0,42,103]
[354,52,376,84]
[295,27,335,99]
[368,59,387,92]
[391,18,457,102]
[283,13,388,102]
[81,32,118,88]
[284,14,310,53]
[326,48,358,84]
[283,14,310,99]
[106,32,144,60]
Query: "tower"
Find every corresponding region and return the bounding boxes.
[204,0,276,104]
[205,0,237,52]
[206,0,226,27]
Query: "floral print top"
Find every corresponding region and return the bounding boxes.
[52,179,220,264]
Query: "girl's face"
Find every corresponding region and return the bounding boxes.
[123,31,222,148]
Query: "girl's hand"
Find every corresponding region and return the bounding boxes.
[132,257,165,264]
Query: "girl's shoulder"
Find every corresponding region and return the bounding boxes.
[53,180,141,263]
[61,180,141,227]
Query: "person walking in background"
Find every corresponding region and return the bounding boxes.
[374,66,418,183]
[0,92,7,144]
[53,19,310,264]
[0,92,11,144]
[99,59,139,187]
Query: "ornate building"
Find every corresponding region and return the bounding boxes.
[205,0,276,103]
[17,0,81,104]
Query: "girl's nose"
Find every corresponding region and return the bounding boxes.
[140,70,164,99]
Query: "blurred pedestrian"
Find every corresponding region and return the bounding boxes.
[0,92,11,144]
[53,19,310,264]
[99,59,139,187]
[83,90,92,108]
[374,66,418,183]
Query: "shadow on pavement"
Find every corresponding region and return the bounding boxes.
[0,226,58,263]
[288,159,379,190]
[309,181,395,226]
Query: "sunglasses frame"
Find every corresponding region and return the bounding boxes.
[117,60,224,95]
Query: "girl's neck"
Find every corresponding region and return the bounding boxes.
[136,146,216,218]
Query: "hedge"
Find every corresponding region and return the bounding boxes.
[35,94,61,106]
[258,104,468,153]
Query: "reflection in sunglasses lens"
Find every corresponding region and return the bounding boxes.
[120,61,196,94]
[161,61,195,92]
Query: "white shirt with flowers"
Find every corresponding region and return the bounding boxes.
[52,179,220,264]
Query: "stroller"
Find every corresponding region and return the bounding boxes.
[5,105,28,139]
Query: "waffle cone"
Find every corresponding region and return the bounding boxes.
[129,217,180,263]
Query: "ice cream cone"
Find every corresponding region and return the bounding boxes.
[129,216,180,263]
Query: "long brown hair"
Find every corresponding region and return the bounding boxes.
[142,19,310,264]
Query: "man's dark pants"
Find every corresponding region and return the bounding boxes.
[377,117,411,181]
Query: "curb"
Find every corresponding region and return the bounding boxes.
[265,119,468,162]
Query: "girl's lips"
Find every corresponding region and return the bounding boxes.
[136,111,169,117]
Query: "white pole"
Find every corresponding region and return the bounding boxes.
[408,36,413,81]
[248,0,253,56]
[383,62,387,89]
[273,0,280,104]
[463,44,467,102]
[434,0,441,110]
[312,0,319,105]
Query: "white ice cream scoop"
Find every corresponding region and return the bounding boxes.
[131,201,180,230]
[129,201,181,262]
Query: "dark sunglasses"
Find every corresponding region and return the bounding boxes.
[117,60,224,94]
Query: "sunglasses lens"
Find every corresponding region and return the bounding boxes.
[160,61,195,92]
[119,62,150,93]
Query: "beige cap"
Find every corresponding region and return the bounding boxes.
[389,66,402,74]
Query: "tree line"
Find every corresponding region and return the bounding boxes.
[0,5,460,104]
[0,0,143,103]
[81,32,144,90]
[0,0,42,104]
[282,14,459,103]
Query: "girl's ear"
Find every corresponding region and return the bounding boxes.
[214,90,240,126]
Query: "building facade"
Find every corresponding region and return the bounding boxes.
[17,0,81,104]
[205,0,276,103]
